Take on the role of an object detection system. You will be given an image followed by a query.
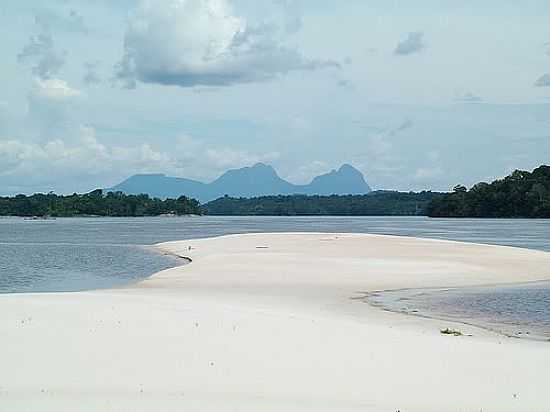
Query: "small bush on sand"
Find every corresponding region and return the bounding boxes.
[440,328,463,336]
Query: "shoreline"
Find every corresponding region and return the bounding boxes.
[155,232,550,342]
[365,283,550,342]
[2,232,550,411]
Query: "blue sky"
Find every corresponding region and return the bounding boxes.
[1,0,550,195]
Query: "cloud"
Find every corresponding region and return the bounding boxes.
[25,79,82,142]
[32,78,81,100]
[414,151,443,181]
[390,119,413,135]
[272,0,303,34]
[34,8,88,34]
[350,119,414,179]
[454,92,483,102]
[204,146,278,170]
[83,61,101,85]
[363,131,398,173]
[17,27,66,79]
[394,32,425,56]
[0,126,281,194]
[0,126,178,193]
[286,160,329,184]
[176,134,280,178]
[534,73,550,87]
[115,0,339,88]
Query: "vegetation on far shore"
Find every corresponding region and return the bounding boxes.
[0,190,442,217]
[1,165,548,218]
[204,191,443,216]
[0,190,202,217]
[427,165,550,218]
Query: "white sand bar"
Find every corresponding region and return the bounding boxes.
[2,233,550,411]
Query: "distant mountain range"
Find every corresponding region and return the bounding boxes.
[108,163,372,203]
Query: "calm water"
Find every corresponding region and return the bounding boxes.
[1,216,550,337]
[370,281,550,340]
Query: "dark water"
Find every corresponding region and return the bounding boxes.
[1,216,550,337]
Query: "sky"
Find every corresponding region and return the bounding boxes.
[1,0,550,195]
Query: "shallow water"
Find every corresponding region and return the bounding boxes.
[369,281,550,340]
[1,216,550,336]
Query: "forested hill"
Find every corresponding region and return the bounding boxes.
[427,165,550,218]
[204,191,443,216]
[0,190,202,217]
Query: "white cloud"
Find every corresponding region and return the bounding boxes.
[32,78,81,100]
[175,134,280,179]
[115,0,339,88]
[0,126,172,180]
[0,128,281,194]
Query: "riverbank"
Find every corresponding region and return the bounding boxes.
[1,233,550,411]
[367,279,550,341]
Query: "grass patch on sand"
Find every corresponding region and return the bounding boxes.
[440,328,463,336]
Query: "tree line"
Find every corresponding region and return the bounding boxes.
[204,191,443,216]
[0,190,202,217]
[427,165,550,218]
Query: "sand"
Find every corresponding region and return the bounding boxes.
[1,233,550,411]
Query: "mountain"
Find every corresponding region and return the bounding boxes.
[108,163,372,202]
[298,164,371,195]
[107,174,210,201]
[209,163,295,198]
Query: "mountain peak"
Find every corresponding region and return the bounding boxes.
[217,163,279,180]
[338,163,359,173]
[306,164,371,195]
[251,162,271,169]
[247,162,277,175]
[210,163,290,198]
